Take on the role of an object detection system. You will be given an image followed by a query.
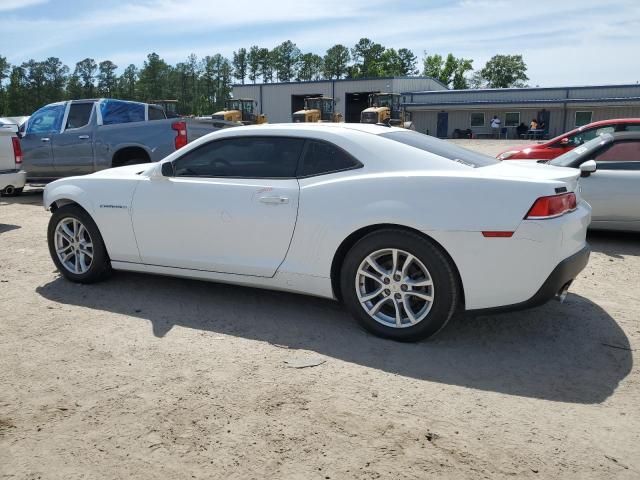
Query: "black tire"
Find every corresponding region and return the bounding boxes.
[340,229,459,342]
[47,204,112,283]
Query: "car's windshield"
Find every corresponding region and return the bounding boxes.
[550,133,614,167]
[380,130,499,167]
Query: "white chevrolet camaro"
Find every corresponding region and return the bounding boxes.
[44,124,591,341]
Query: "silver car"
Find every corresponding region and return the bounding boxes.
[549,131,640,232]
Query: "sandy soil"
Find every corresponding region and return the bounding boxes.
[1,140,639,479]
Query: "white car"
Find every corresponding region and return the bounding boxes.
[43,124,591,341]
[0,119,26,196]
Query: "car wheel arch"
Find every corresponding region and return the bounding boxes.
[329,223,466,308]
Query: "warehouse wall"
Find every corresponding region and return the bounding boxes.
[232,77,445,123]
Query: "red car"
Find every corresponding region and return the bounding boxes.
[497,118,640,160]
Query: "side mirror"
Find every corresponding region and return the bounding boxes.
[161,162,175,177]
[560,138,570,146]
[579,159,597,177]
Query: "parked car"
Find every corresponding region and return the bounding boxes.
[20,99,229,184]
[497,118,640,160]
[43,124,590,341]
[547,131,640,232]
[0,119,25,196]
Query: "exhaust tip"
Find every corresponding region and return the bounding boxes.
[555,281,572,303]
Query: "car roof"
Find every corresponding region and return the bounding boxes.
[230,122,406,136]
[609,131,640,141]
[542,118,640,145]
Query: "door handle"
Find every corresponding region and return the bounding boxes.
[259,196,289,204]
[41,137,50,142]
[78,135,90,140]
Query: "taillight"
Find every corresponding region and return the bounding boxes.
[171,121,187,149]
[11,137,22,165]
[525,192,577,219]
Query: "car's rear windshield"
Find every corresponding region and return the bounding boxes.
[549,134,613,167]
[380,130,499,167]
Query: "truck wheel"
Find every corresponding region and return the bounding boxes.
[47,204,112,283]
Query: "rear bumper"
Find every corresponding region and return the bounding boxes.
[0,169,26,190]
[469,245,590,314]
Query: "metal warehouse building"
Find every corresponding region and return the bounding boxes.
[231,76,447,123]
[404,84,640,138]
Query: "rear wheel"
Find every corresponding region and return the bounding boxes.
[340,229,459,341]
[47,205,112,283]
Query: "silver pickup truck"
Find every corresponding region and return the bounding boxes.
[21,99,225,182]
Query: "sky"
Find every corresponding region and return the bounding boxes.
[1,0,639,87]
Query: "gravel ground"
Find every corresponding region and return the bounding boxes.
[1,140,639,479]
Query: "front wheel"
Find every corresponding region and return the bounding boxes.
[47,204,112,283]
[340,229,459,342]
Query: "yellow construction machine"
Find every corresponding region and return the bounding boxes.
[292,97,343,123]
[212,99,267,125]
[360,93,413,129]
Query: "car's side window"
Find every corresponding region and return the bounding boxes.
[593,141,640,170]
[298,139,362,177]
[26,105,65,134]
[65,103,93,130]
[623,125,640,132]
[148,106,165,121]
[100,100,145,125]
[568,126,614,146]
[173,137,305,178]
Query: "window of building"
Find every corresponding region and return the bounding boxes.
[299,140,362,177]
[173,136,304,178]
[505,112,520,127]
[575,111,593,127]
[470,112,485,127]
[65,103,93,130]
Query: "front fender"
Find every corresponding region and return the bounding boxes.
[44,181,96,215]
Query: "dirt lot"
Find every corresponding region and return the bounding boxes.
[1,140,639,479]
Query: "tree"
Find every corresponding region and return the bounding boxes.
[272,40,301,82]
[74,58,97,97]
[5,66,28,115]
[452,58,473,89]
[247,45,261,84]
[351,38,385,78]
[22,60,47,109]
[478,54,529,88]
[322,44,350,79]
[423,53,473,89]
[0,55,9,114]
[118,64,138,100]
[297,53,323,81]
[137,52,171,100]
[258,48,274,83]
[232,48,247,84]
[97,60,118,97]
[397,48,418,76]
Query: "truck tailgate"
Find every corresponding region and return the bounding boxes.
[0,124,18,172]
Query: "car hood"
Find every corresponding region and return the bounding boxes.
[86,163,153,178]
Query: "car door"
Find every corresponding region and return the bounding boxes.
[131,135,304,277]
[20,103,66,179]
[580,139,640,227]
[53,102,96,176]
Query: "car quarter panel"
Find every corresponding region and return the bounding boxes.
[44,176,142,263]
[279,170,573,302]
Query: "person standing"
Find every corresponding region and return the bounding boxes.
[490,115,501,138]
